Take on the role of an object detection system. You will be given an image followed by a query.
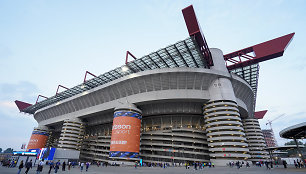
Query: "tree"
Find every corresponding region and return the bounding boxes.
[283,140,306,157]
[3,148,14,153]
[0,148,2,153]
[285,140,303,146]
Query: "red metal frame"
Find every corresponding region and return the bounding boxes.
[56,85,69,95]
[14,100,32,112]
[254,110,268,119]
[15,5,296,114]
[125,51,137,64]
[36,95,48,104]
[182,5,213,66]
[84,71,97,83]
[225,33,295,70]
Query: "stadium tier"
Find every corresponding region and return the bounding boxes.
[15,5,293,166]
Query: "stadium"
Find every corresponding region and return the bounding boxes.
[15,5,294,166]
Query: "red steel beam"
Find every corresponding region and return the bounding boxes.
[125,51,137,64]
[14,100,32,112]
[182,5,213,66]
[254,110,268,119]
[56,85,69,95]
[225,33,295,70]
[84,71,97,83]
[36,95,48,104]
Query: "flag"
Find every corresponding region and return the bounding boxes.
[21,143,26,149]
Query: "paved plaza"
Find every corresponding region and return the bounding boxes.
[1,165,306,174]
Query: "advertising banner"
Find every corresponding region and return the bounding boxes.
[28,147,56,160]
[109,110,141,158]
[26,131,48,150]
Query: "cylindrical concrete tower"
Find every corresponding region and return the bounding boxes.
[242,118,269,162]
[45,129,57,148]
[109,103,142,160]
[58,118,85,150]
[27,125,49,150]
[204,48,250,166]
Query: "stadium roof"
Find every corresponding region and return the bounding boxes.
[280,122,306,139]
[15,34,293,115]
[15,5,294,116]
[17,37,209,114]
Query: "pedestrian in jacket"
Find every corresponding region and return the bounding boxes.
[62,161,66,171]
[25,160,32,174]
[17,160,23,174]
[54,160,60,173]
[48,161,54,174]
[36,160,44,174]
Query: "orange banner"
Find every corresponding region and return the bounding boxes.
[110,116,141,153]
[27,134,48,150]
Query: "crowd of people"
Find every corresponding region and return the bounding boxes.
[227,160,305,170]
[1,158,305,173]
[184,162,215,170]
[228,161,250,169]
[294,159,305,168]
[1,159,93,173]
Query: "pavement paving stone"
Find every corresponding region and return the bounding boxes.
[1,165,306,174]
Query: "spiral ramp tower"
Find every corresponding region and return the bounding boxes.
[202,48,251,165]
[242,118,269,162]
[204,100,250,164]
[58,118,85,150]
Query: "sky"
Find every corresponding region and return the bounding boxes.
[0,0,305,151]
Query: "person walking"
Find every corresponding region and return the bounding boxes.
[54,160,60,173]
[236,161,240,169]
[282,160,287,168]
[9,160,14,168]
[80,162,84,172]
[25,160,32,174]
[48,161,53,174]
[246,161,250,168]
[86,162,90,172]
[298,160,301,168]
[36,164,43,174]
[36,160,44,174]
[62,161,66,171]
[265,161,270,170]
[17,160,23,174]
[294,160,298,168]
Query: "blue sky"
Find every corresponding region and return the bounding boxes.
[0,0,305,151]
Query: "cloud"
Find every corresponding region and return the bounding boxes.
[0,81,39,150]
[0,101,16,109]
[0,109,37,150]
[0,81,39,117]
[0,44,13,60]
[0,81,39,101]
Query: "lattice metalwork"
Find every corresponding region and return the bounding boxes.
[230,64,259,108]
[22,37,206,114]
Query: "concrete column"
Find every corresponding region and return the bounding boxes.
[58,118,85,151]
[26,125,49,150]
[242,118,269,162]
[109,103,142,161]
[45,129,54,148]
[203,48,250,166]
[55,118,85,161]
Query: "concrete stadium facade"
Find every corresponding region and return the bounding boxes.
[27,45,269,166]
